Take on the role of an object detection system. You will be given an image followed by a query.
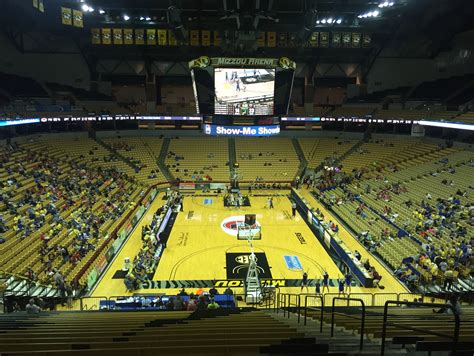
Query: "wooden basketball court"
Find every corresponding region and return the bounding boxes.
[92,190,408,298]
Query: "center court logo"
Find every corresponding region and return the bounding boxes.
[221,216,260,236]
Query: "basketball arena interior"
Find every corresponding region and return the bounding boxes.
[0,0,473,355]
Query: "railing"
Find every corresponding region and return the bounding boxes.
[303,295,324,332]
[380,300,461,356]
[331,297,366,350]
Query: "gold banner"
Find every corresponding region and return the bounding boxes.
[168,30,177,46]
[201,30,210,46]
[267,32,276,47]
[332,32,341,48]
[113,28,123,45]
[257,32,265,47]
[135,29,145,45]
[309,32,318,47]
[190,30,199,46]
[124,29,134,45]
[320,32,329,47]
[342,32,351,48]
[38,0,44,12]
[213,31,221,47]
[32,0,38,8]
[352,33,361,48]
[102,28,111,45]
[147,29,157,45]
[61,7,72,25]
[157,29,167,45]
[91,28,101,45]
[72,10,83,28]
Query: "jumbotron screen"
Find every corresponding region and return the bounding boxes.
[189,57,296,117]
[214,68,275,116]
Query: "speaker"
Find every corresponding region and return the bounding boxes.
[245,214,256,226]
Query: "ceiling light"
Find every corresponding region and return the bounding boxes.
[316,20,320,24]
[123,14,130,21]
[373,10,380,17]
[321,18,327,24]
[88,7,94,12]
[81,4,89,12]
[336,18,342,24]
[327,18,333,24]
[145,17,151,21]
[139,16,145,20]
[99,9,105,14]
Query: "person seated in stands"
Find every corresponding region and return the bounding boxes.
[174,296,184,310]
[178,288,188,296]
[209,286,218,296]
[354,250,361,261]
[26,298,41,314]
[207,298,220,310]
[363,259,371,271]
[196,296,208,312]
[186,296,197,311]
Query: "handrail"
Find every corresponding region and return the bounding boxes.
[280,293,301,322]
[381,300,460,356]
[304,295,324,332]
[331,297,366,350]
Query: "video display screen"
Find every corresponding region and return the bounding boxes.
[214,68,275,116]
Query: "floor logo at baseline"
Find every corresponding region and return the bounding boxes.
[221,215,260,237]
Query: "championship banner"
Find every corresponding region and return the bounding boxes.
[157,29,167,45]
[189,56,296,70]
[168,30,178,46]
[190,30,199,46]
[147,29,157,45]
[61,7,72,25]
[102,28,112,45]
[308,32,318,47]
[113,28,123,45]
[319,32,329,47]
[38,0,44,12]
[352,33,361,48]
[91,28,101,45]
[201,30,210,46]
[135,29,145,45]
[332,32,341,48]
[33,0,38,9]
[213,31,221,46]
[257,31,265,47]
[72,10,83,28]
[124,28,134,45]
[363,33,371,47]
[342,32,351,48]
[267,31,276,47]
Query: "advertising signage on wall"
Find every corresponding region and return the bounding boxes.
[203,124,280,136]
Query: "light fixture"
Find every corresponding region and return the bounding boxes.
[373,10,380,17]
[316,20,320,24]
[139,16,145,20]
[321,18,327,24]
[327,18,333,24]
[336,18,342,24]
[123,14,130,21]
[99,9,105,14]
[81,4,89,12]
[145,17,151,21]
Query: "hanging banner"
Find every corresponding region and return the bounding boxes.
[102,28,112,45]
[267,32,276,47]
[363,33,371,47]
[147,29,157,45]
[352,33,361,48]
[213,31,221,46]
[201,30,210,46]
[332,32,341,48]
[257,31,265,47]
[157,29,167,45]
[72,10,83,28]
[32,0,38,9]
[277,33,287,47]
[61,7,72,25]
[342,33,351,48]
[135,29,145,45]
[168,30,178,46]
[38,0,44,12]
[124,28,134,45]
[190,30,199,46]
[319,32,329,47]
[309,32,318,47]
[91,28,101,44]
[113,28,123,45]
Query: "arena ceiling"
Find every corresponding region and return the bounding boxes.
[1,0,474,78]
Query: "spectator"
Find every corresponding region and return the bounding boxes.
[224,287,234,296]
[207,299,220,310]
[26,299,41,314]
[174,296,184,310]
[209,286,218,296]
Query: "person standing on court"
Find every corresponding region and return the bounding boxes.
[322,271,330,293]
[338,279,345,296]
[291,201,297,218]
[301,271,309,292]
[268,197,274,209]
[345,272,352,294]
